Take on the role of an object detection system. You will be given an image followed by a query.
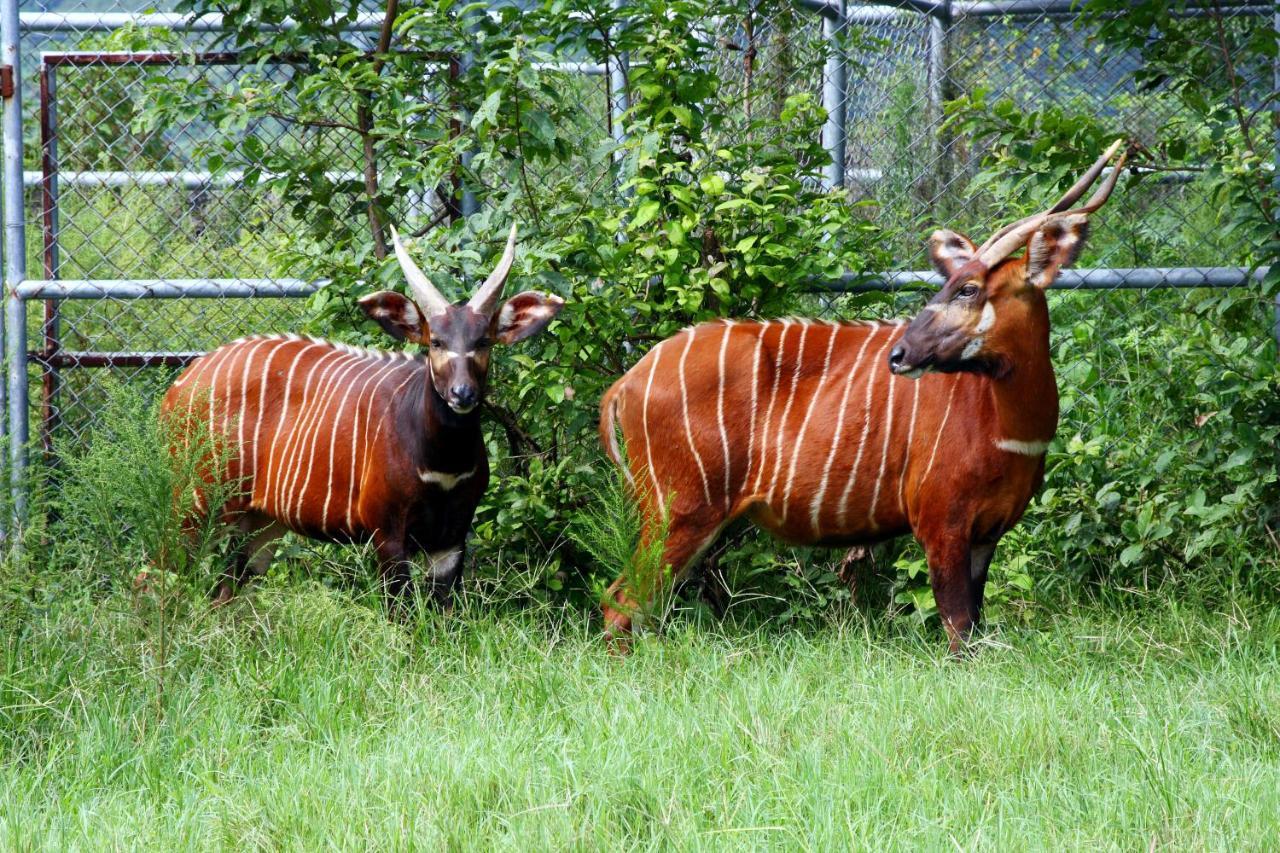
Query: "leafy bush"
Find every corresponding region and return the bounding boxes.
[20,0,1274,632]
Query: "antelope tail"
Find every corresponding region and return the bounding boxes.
[598,381,632,484]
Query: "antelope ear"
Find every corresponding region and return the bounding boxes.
[492,291,565,345]
[928,229,977,278]
[1026,213,1089,289]
[357,291,428,343]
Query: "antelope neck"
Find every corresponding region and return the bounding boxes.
[399,367,484,474]
[987,302,1058,449]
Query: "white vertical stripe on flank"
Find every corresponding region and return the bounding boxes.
[321,355,386,530]
[809,324,880,534]
[752,319,792,494]
[641,343,666,511]
[274,348,344,515]
[235,338,271,486]
[261,340,322,513]
[742,322,767,488]
[836,323,903,524]
[715,321,735,510]
[868,330,904,525]
[345,358,404,532]
[678,328,714,506]
[278,348,348,518]
[220,345,238,439]
[898,375,921,514]
[205,348,230,441]
[766,320,810,505]
[249,340,290,507]
[293,349,364,525]
[921,378,959,487]
[356,369,418,519]
[290,350,366,529]
[782,322,840,520]
[179,347,220,423]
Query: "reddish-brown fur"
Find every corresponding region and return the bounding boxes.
[160,225,563,606]
[163,335,489,604]
[599,145,1128,652]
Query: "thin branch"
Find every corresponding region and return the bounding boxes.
[264,109,363,134]
[359,0,401,262]
[1209,2,1257,158]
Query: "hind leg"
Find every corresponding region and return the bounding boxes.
[602,512,727,648]
[214,512,286,604]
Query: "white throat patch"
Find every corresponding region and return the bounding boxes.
[994,438,1050,456]
[417,467,476,490]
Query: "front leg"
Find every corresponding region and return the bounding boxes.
[373,529,415,614]
[969,542,997,624]
[923,536,978,656]
[424,544,465,609]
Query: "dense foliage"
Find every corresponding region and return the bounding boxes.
[12,0,1277,629]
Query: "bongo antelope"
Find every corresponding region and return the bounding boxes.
[163,224,564,605]
[599,141,1129,653]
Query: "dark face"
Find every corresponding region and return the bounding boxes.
[889,263,998,378]
[423,304,495,414]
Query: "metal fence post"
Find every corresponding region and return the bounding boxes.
[609,0,629,153]
[1273,6,1278,353]
[1,0,25,529]
[927,2,953,188]
[39,60,60,457]
[458,7,480,218]
[821,0,847,190]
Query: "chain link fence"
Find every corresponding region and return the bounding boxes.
[1,0,1276,519]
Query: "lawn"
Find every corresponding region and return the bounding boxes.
[2,584,1278,849]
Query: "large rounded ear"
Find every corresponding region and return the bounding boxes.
[357,291,428,343]
[492,291,565,345]
[1026,212,1089,289]
[928,229,977,278]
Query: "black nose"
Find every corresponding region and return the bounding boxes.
[450,385,478,408]
[888,344,906,369]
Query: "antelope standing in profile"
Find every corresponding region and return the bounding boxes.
[163,225,563,605]
[599,142,1129,653]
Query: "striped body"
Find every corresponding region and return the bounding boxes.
[604,318,1050,549]
[163,334,488,553]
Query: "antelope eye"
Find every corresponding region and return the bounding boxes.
[429,338,444,349]
[475,338,492,350]
[958,283,980,299]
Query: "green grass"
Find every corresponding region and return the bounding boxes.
[3,582,1278,849]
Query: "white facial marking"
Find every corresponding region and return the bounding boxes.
[961,336,984,360]
[994,438,1050,456]
[976,301,996,334]
[923,303,946,313]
